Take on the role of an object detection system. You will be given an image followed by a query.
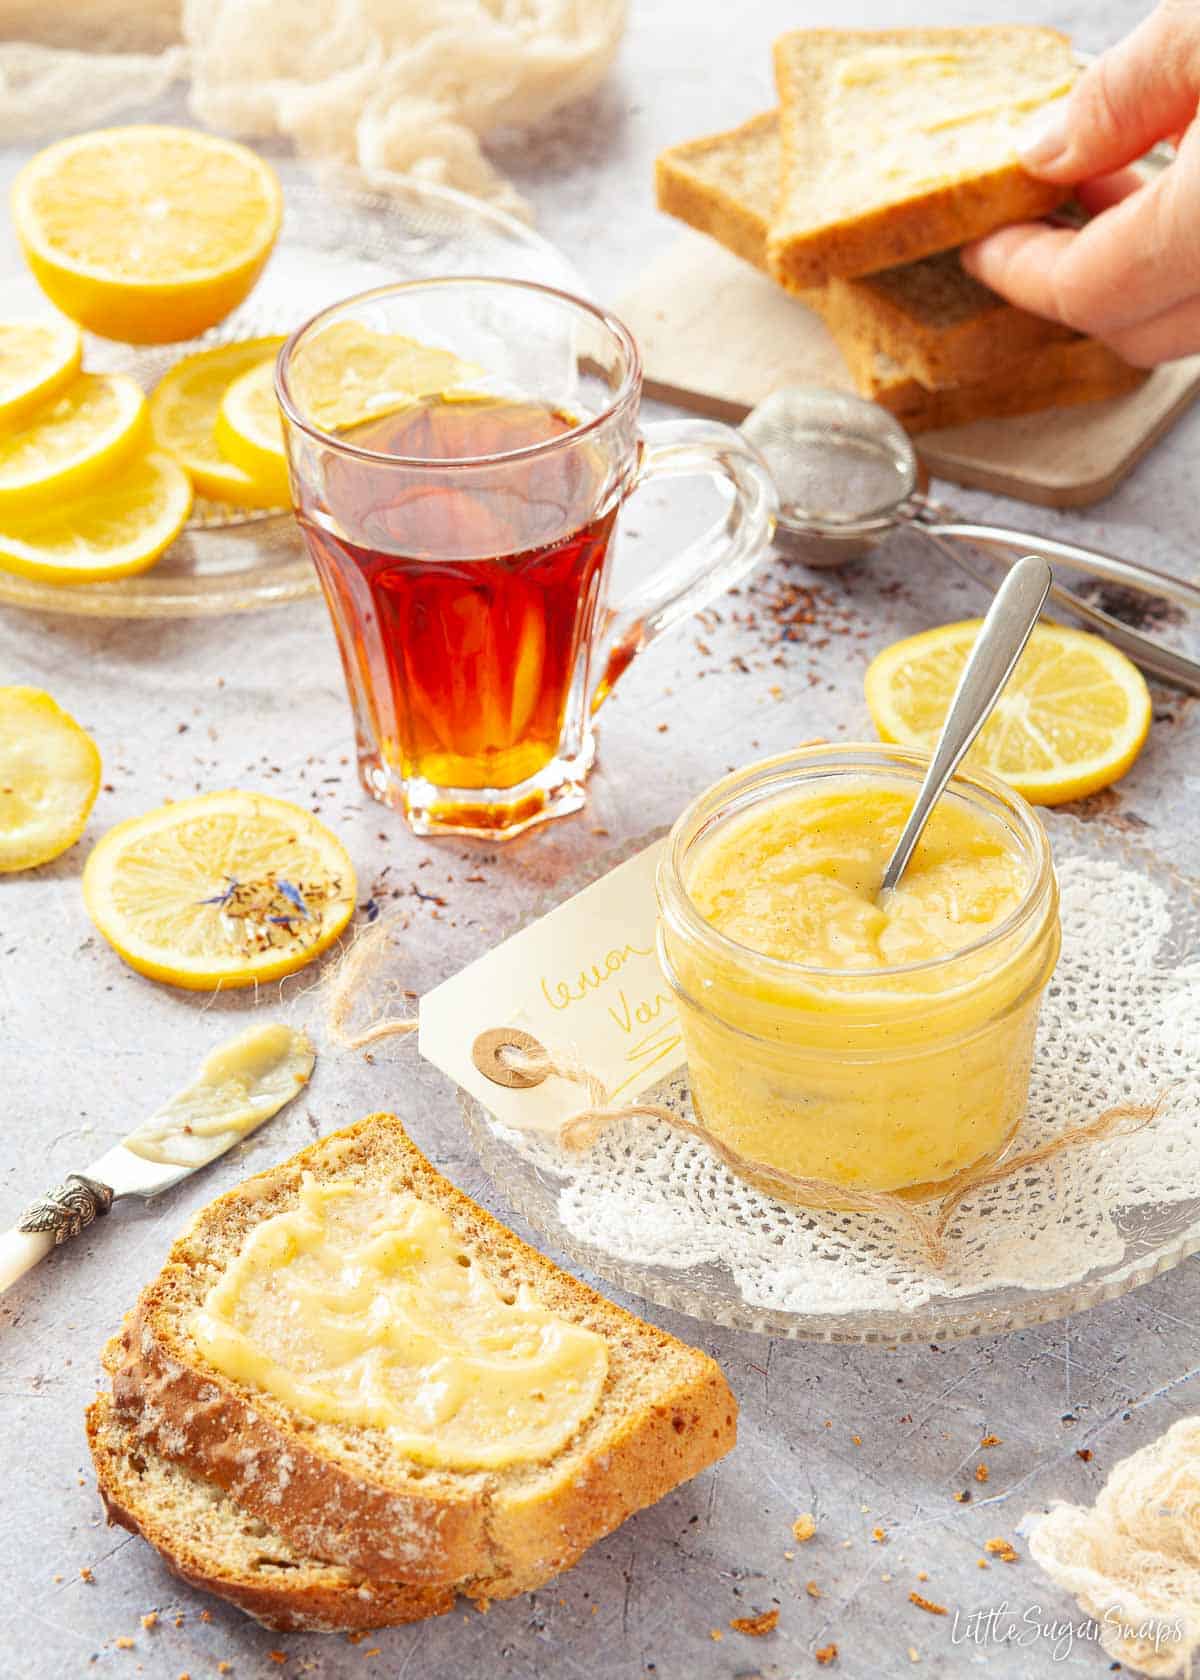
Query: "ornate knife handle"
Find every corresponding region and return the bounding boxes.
[17,1174,114,1244]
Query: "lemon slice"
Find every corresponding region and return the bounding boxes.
[865,620,1153,805]
[82,790,357,990]
[12,126,283,345]
[214,358,289,504]
[0,686,101,871]
[0,317,83,427]
[0,451,192,584]
[149,338,287,508]
[286,320,483,432]
[0,372,146,512]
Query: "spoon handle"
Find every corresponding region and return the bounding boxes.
[878,554,1052,900]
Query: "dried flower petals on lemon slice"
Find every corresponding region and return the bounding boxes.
[0,686,101,871]
[12,126,283,345]
[214,358,290,503]
[865,620,1153,805]
[82,790,357,990]
[0,450,192,584]
[284,320,483,433]
[0,317,83,427]
[149,338,287,508]
[0,372,146,512]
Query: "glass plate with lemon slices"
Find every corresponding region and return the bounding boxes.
[0,147,585,619]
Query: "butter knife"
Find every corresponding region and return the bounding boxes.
[0,1023,314,1293]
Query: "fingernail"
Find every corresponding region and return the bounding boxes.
[1017,104,1069,168]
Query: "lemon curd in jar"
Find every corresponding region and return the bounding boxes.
[656,746,1061,1200]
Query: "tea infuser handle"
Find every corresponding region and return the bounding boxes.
[917,519,1200,695]
[914,509,1200,614]
[592,418,777,707]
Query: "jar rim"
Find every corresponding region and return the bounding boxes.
[658,743,1057,984]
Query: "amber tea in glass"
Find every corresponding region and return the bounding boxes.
[277,279,775,839]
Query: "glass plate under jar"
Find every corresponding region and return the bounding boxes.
[0,148,585,620]
[460,815,1200,1344]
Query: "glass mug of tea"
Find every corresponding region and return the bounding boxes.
[276,278,777,839]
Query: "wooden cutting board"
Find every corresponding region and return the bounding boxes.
[618,232,1200,509]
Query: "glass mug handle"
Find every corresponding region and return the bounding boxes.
[593,418,779,707]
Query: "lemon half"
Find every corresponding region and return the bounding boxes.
[82,790,357,989]
[0,686,101,871]
[865,620,1153,805]
[12,126,283,345]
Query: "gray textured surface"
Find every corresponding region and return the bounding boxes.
[3,2,1200,1676]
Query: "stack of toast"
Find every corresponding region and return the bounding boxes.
[656,27,1146,433]
[90,1115,737,1631]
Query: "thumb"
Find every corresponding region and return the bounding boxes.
[1018,4,1200,179]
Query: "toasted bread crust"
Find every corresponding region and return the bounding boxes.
[837,334,1147,434]
[655,108,1073,386]
[89,1398,456,1633]
[110,1115,737,1594]
[769,26,1073,288]
[655,110,779,271]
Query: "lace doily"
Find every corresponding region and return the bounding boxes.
[466,828,1200,1334]
[1025,1414,1200,1678]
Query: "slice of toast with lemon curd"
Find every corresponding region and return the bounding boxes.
[768,25,1076,289]
[106,1114,736,1600]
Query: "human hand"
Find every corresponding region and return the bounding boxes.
[962,1,1200,365]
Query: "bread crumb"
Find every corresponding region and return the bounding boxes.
[872,1527,887,1543]
[79,1568,93,1583]
[783,1550,795,1561]
[709,1628,723,1641]
[218,1666,233,1676]
[115,1637,135,1650]
[363,1650,381,1659]
[851,1435,862,1445]
[199,1610,212,1623]
[981,1434,1001,1447]
[815,1642,838,1665]
[806,1580,821,1599]
[909,1592,947,1616]
[908,1647,921,1663]
[880,1573,892,1583]
[975,1463,989,1483]
[953,1490,970,1503]
[984,1537,1019,1563]
[52,1575,63,1584]
[978,1559,989,1569]
[916,1571,928,1582]
[267,1655,287,1666]
[346,1634,367,1646]
[1076,1447,1093,1462]
[729,1609,779,1637]
[140,1614,157,1631]
[792,1513,816,1543]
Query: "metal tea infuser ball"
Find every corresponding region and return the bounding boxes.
[740,386,1200,694]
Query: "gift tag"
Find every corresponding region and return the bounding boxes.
[419,839,682,1131]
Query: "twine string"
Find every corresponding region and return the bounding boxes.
[496,1042,1162,1271]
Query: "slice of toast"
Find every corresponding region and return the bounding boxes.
[89,1396,456,1633]
[768,26,1075,289]
[655,109,1073,386]
[108,1114,737,1595]
[837,335,1147,435]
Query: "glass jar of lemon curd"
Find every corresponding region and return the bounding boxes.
[656,745,1061,1202]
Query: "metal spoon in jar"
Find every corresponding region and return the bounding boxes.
[877,553,1052,903]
